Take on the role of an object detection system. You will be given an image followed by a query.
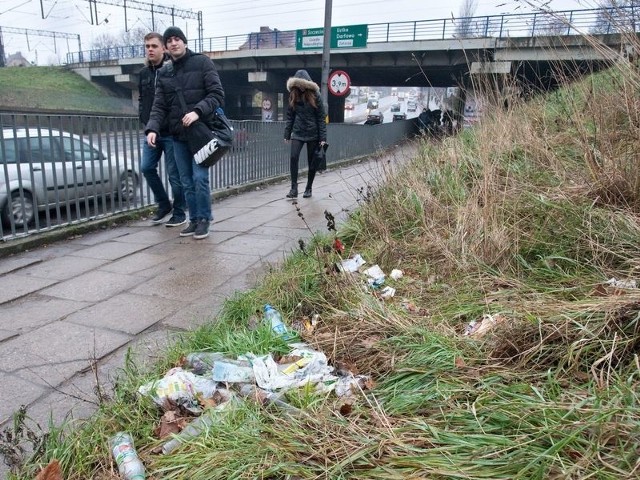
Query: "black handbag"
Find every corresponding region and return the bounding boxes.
[311,143,328,171]
[177,90,234,168]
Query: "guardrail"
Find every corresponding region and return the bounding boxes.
[66,7,639,64]
[0,113,417,242]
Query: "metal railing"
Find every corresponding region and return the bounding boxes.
[66,7,640,64]
[0,112,417,242]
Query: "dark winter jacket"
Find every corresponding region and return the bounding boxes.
[138,54,170,134]
[145,49,225,141]
[284,70,327,143]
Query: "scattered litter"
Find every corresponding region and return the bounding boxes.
[211,358,255,383]
[264,304,295,341]
[110,432,146,479]
[160,398,236,455]
[335,374,374,397]
[238,384,302,415]
[401,300,427,315]
[463,319,479,336]
[302,313,320,333]
[333,238,345,253]
[138,367,217,413]
[184,352,226,375]
[463,314,506,337]
[247,344,336,392]
[606,277,637,289]
[140,334,377,460]
[389,269,404,280]
[364,264,385,279]
[339,254,366,272]
[379,286,396,299]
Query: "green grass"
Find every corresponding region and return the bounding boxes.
[0,66,135,114]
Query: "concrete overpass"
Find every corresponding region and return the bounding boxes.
[69,10,635,121]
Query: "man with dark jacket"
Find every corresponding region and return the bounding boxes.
[145,27,225,240]
[139,32,186,227]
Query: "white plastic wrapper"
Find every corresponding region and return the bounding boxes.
[380,286,396,299]
[338,254,366,273]
[389,269,404,280]
[364,265,385,279]
[335,374,371,397]
[138,367,218,413]
[246,345,336,392]
[606,277,637,289]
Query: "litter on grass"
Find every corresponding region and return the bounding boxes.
[338,254,366,272]
[389,269,403,280]
[379,286,396,299]
[606,277,637,289]
[138,367,218,413]
[463,313,506,337]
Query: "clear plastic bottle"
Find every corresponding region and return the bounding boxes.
[110,432,146,480]
[185,351,225,375]
[264,304,293,340]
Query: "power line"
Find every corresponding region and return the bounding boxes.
[0,24,81,55]
[89,0,202,46]
[0,25,78,39]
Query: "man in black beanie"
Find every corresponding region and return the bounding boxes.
[146,26,225,240]
[163,26,187,46]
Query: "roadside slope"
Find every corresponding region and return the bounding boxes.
[0,66,135,115]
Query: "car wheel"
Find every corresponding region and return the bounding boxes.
[118,171,138,201]
[4,190,35,228]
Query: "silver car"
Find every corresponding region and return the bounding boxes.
[0,128,139,227]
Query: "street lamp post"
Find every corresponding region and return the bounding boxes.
[321,0,332,115]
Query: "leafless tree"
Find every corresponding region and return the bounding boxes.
[591,1,640,34]
[454,0,479,38]
[91,26,146,49]
[532,12,571,35]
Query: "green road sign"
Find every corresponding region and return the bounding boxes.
[296,24,368,51]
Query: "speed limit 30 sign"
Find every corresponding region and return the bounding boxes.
[328,70,351,96]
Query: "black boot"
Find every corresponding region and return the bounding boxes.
[286,187,298,198]
[303,188,312,198]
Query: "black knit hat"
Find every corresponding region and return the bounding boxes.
[163,26,187,46]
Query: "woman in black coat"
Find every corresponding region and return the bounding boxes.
[283,70,327,198]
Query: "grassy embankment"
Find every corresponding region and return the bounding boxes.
[0,66,135,114]
[3,30,640,480]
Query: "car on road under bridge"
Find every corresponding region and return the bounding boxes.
[364,110,384,125]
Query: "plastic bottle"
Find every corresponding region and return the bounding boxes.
[110,432,146,480]
[211,358,255,383]
[161,398,235,455]
[264,304,294,340]
[185,352,226,375]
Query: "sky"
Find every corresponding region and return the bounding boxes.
[0,0,599,65]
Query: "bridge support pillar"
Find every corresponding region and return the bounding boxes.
[327,95,345,123]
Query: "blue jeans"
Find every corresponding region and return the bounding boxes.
[173,139,212,222]
[141,135,185,220]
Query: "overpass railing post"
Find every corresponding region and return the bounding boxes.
[531,13,537,37]
[499,15,504,37]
